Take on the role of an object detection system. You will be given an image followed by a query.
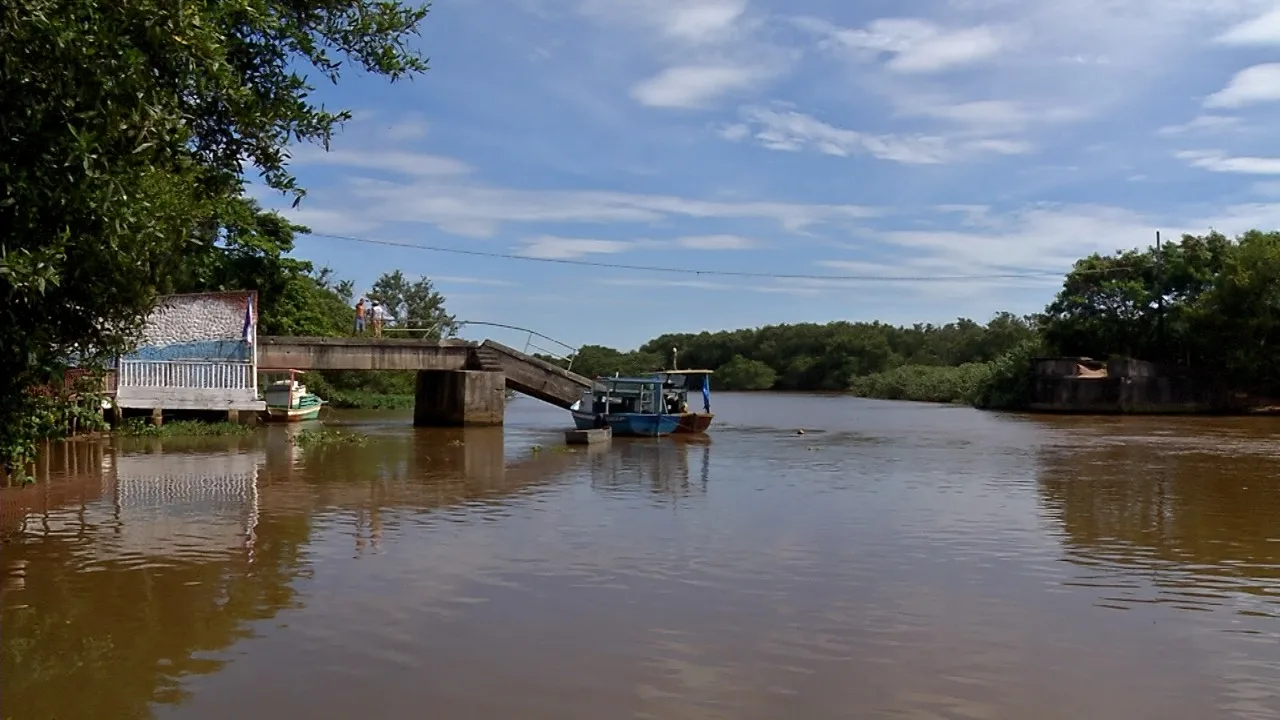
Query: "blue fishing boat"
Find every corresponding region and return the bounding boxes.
[569,376,681,437]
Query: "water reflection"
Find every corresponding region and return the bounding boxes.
[587,438,711,500]
[8,401,1280,720]
[1035,416,1280,618]
[1,441,305,720]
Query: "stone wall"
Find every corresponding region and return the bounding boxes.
[1029,355,1225,413]
[123,291,257,362]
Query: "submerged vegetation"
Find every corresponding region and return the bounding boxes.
[118,419,253,438]
[292,428,370,447]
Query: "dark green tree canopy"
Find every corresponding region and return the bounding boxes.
[0,0,431,474]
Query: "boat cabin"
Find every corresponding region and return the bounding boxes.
[263,370,313,409]
[586,376,667,415]
[653,369,713,413]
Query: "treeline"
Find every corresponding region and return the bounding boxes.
[557,230,1280,409]
[563,312,1036,394]
[1040,230,1280,393]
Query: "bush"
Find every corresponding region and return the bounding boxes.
[848,363,992,404]
[715,355,778,390]
[971,339,1041,410]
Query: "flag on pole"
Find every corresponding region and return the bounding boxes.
[701,374,711,413]
[242,295,255,344]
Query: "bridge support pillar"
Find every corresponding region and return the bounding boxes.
[414,370,505,427]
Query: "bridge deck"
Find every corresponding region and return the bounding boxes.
[258,336,593,412]
[257,336,475,372]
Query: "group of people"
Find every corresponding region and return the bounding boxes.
[353,298,391,337]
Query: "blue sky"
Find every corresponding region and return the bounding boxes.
[257,0,1280,351]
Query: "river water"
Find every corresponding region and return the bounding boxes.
[3,394,1280,719]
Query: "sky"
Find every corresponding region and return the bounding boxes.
[258,0,1280,351]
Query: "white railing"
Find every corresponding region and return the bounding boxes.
[117,360,255,391]
[381,320,580,370]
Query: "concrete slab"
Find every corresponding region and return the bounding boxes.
[565,428,611,445]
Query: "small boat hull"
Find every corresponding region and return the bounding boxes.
[263,405,322,423]
[672,413,714,434]
[571,409,680,437]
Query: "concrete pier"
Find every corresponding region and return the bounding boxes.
[413,370,505,427]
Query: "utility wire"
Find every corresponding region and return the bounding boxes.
[305,231,1138,283]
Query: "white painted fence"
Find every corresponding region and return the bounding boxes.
[114,359,263,411]
[117,360,255,391]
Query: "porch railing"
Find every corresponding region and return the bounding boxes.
[117,359,255,392]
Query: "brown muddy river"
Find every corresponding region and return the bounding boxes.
[3,394,1280,719]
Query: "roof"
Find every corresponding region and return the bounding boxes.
[595,376,664,385]
[659,369,714,375]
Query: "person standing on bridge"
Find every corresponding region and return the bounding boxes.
[370,300,386,338]
[354,298,366,334]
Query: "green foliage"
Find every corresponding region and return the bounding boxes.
[1042,230,1280,396]
[2,373,110,484]
[569,345,665,379]
[321,390,415,410]
[368,271,459,339]
[635,314,1036,391]
[849,363,993,404]
[292,428,368,447]
[714,355,777,390]
[971,339,1043,410]
[118,419,253,438]
[0,0,432,475]
[1042,231,1231,365]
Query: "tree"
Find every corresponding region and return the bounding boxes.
[0,0,431,476]
[368,271,459,339]
[715,355,776,390]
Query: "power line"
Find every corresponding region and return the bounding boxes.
[305,231,1136,283]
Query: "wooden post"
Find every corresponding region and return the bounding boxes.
[150,408,163,426]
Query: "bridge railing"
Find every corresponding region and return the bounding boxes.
[381,320,579,371]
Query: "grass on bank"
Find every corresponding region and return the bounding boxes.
[323,391,415,410]
[118,418,253,437]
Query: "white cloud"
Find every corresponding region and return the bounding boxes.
[573,0,789,109]
[788,1,1275,156]
[630,65,763,108]
[963,138,1034,155]
[1176,150,1280,175]
[663,0,746,42]
[282,207,385,236]
[1156,114,1243,136]
[818,202,1280,291]
[796,16,1008,74]
[319,176,879,237]
[594,276,823,296]
[730,105,1029,164]
[518,237,633,259]
[1204,63,1280,108]
[674,234,758,249]
[906,99,1032,129]
[432,276,515,286]
[1215,7,1280,44]
[718,122,750,141]
[289,147,472,176]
